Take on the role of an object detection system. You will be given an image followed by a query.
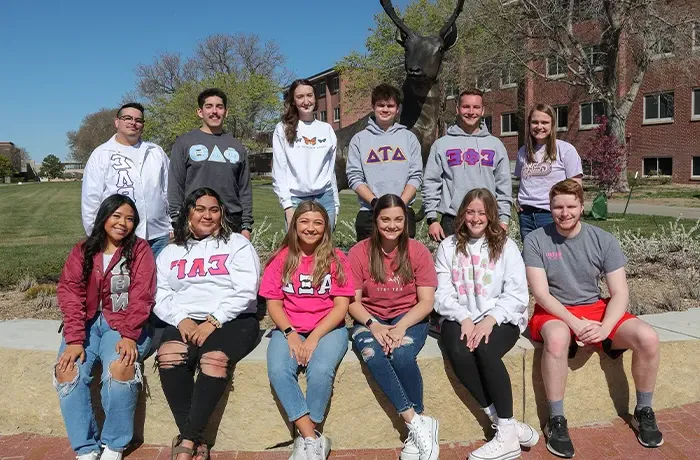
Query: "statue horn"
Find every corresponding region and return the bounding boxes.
[439,0,465,38]
[379,0,412,36]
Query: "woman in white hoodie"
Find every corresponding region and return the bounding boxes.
[272,79,339,230]
[434,188,538,460]
[154,187,260,460]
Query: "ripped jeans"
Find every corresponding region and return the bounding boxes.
[351,314,428,414]
[54,313,151,456]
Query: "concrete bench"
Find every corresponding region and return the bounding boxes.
[1,309,698,451]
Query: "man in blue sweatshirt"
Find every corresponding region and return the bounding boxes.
[423,89,512,241]
[346,84,423,241]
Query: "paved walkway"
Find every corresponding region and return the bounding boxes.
[600,202,700,219]
[1,404,698,459]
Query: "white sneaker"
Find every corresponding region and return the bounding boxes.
[76,452,100,460]
[100,446,123,460]
[303,431,331,460]
[469,424,521,460]
[515,420,539,447]
[289,435,305,460]
[400,426,420,460]
[408,414,439,460]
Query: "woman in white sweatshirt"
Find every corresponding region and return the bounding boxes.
[272,79,339,230]
[153,187,260,460]
[434,188,538,460]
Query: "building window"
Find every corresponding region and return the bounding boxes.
[554,105,569,131]
[330,75,340,94]
[651,35,674,58]
[643,92,674,123]
[580,101,604,129]
[693,88,700,120]
[584,46,605,71]
[694,23,699,51]
[693,157,700,178]
[445,81,459,100]
[475,75,492,92]
[483,115,493,133]
[333,107,341,122]
[643,158,672,177]
[320,110,327,122]
[546,56,566,78]
[500,65,517,88]
[316,81,326,98]
[501,113,518,136]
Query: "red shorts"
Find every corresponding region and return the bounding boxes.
[528,298,636,358]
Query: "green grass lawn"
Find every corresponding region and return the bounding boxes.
[0,181,698,289]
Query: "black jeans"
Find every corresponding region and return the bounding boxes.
[441,320,519,418]
[440,214,456,237]
[157,314,259,442]
[355,208,417,241]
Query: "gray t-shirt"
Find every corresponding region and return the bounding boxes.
[523,223,627,306]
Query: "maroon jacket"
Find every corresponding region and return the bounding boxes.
[57,237,156,345]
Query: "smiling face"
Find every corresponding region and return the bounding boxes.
[197,96,227,130]
[551,193,583,233]
[457,94,484,132]
[114,107,144,142]
[294,85,316,120]
[376,205,405,242]
[530,110,553,144]
[188,195,222,239]
[464,198,489,239]
[104,204,136,244]
[296,211,326,249]
[373,98,399,128]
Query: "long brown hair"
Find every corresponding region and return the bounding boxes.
[526,104,558,164]
[282,79,316,145]
[267,200,345,287]
[368,194,414,285]
[454,188,507,262]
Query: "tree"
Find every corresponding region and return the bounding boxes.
[581,116,628,195]
[41,154,64,180]
[475,0,698,190]
[67,108,117,163]
[0,156,12,179]
[8,146,30,172]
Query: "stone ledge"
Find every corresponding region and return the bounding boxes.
[1,310,698,451]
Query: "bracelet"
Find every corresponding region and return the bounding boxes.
[205,315,222,329]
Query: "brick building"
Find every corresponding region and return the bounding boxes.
[305,68,368,130]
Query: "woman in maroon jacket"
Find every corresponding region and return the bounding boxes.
[54,194,156,460]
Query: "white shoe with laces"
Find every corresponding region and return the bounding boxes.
[100,446,123,460]
[408,414,439,460]
[76,452,100,460]
[303,431,331,460]
[486,414,540,447]
[469,423,521,460]
[289,435,305,460]
[400,425,420,460]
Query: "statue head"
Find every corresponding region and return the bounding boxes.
[380,0,464,81]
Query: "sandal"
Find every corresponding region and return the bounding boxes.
[171,435,195,460]
[194,442,210,460]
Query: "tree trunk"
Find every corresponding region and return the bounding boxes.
[608,113,630,193]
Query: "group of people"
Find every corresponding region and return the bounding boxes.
[53,82,663,460]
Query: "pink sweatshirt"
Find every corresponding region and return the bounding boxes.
[259,248,354,333]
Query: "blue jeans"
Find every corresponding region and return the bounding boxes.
[351,315,428,414]
[518,209,553,242]
[267,327,348,423]
[148,234,170,260]
[54,313,151,455]
[289,188,337,231]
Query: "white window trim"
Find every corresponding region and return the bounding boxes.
[475,77,492,93]
[691,156,700,179]
[333,107,340,123]
[693,23,700,52]
[579,102,603,130]
[499,67,517,89]
[584,46,604,72]
[643,157,673,178]
[651,38,674,59]
[546,57,566,79]
[642,92,674,125]
[501,113,518,136]
[331,76,340,94]
[692,88,700,121]
[554,106,568,132]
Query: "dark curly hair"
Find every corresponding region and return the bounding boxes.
[173,187,232,248]
[82,194,140,283]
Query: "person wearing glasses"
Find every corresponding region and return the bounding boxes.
[82,102,172,259]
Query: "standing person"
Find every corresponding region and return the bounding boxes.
[524,179,662,458]
[347,194,439,460]
[168,88,254,239]
[423,89,512,242]
[515,104,583,242]
[259,201,354,460]
[154,188,260,460]
[346,84,423,241]
[434,189,539,460]
[81,103,171,258]
[54,195,156,460]
[272,79,339,230]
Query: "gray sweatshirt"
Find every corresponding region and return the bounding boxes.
[423,123,512,223]
[168,129,253,227]
[346,118,423,211]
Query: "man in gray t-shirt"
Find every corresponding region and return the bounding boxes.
[523,179,662,458]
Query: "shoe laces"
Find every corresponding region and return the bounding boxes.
[404,428,416,448]
[478,424,507,454]
[303,437,323,460]
[549,416,570,440]
[411,418,430,453]
[637,407,659,430]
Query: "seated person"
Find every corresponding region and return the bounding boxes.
[524,179,662,459]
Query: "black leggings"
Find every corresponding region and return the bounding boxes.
[157,314,259,442]
[441,321,519,418]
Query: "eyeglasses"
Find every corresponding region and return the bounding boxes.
[118,115,145,126]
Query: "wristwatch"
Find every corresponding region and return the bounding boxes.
[365,318,375,328]
[241,224,253,233]
[427,217,438,226]
[283,326,296,338]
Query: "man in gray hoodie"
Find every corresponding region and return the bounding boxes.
[346,84,423,241]
[423,88,512,241]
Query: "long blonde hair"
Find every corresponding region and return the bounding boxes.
[454,188,507,263]
[267,200,346,287]
[526,104,558,164]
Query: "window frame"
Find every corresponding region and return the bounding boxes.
[333,107,341,123]
[651,35,674,59]
[643,157,673,177]
[692,88,700,121]
[691,156,700,179]
[694,23,700,52]
[499,65,517,89]
[579,101,604,130]
[320,110,327,122]
[483,115,493,133]
[643,92,675,125]
[316,80,326,99]
[546,56,566,79]
[584,45,605,72]
[501,112,518,136]
[330,75,340,94]
[554,105,569,132]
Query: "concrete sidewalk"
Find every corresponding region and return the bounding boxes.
[597,202,700,219]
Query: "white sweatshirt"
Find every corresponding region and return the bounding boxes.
[271,120,339,211]
[154,234,260,327]
[82,135,170,240]
[434,235,529,332]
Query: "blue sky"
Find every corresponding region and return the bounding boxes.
[0,0,411,162]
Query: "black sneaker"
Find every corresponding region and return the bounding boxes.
[633,407,664,447]
[545,416,575,458]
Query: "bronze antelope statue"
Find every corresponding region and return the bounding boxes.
[335,0,465,189]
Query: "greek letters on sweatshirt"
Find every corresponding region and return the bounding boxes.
[168,129,253,227]
[346,118,423,210]
[154,234,260,327]
[423,124,513,223]
[271,120,339,211]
